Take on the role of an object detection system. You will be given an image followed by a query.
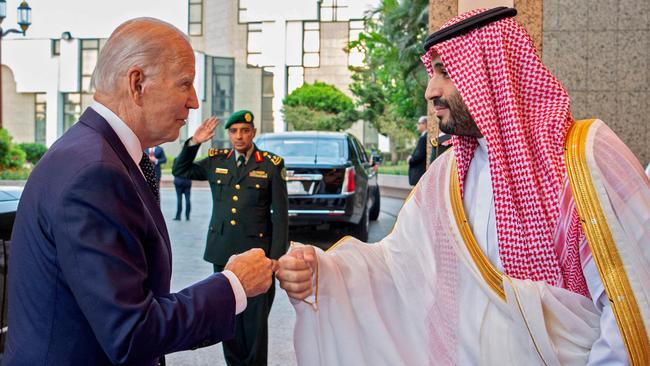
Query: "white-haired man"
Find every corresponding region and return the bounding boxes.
[6,18,273,365]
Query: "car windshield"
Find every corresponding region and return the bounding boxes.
[257,137,347,164]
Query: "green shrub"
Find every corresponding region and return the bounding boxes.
[17,142,47,164]
[282,82,358,131]
[4,145,26,168]
[0,129,26,169]
[0,167,31,180]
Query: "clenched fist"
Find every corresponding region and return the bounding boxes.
[225,248,273,297]
[276,244,317,300]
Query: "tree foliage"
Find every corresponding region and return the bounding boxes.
[0,129,26,169]
[282,82,357,131]
[348,0,430,156]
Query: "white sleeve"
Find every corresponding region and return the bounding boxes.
[222,270,248,315]
[583,256,630,365]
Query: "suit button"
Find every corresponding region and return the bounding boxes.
[230,220,237,226]
[217,179,221,184]
[233,196,239,201]
[231,208,237,214]
[235,184,240,189]
[259,233,263,238]
[255,184,260,189]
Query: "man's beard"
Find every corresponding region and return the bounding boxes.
[434,93,482,138]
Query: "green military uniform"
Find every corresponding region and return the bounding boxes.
[172,110,288,366]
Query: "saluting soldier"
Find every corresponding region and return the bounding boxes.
[172,110,288,366]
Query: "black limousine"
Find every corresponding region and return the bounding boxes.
[255,131,380,241]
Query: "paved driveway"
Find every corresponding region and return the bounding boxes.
[161,187,402,365]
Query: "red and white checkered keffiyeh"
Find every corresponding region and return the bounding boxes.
[421,9,588,295]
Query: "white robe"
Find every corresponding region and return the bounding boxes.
[291,120,650,365]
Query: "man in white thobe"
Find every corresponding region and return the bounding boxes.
[276,7,650,365]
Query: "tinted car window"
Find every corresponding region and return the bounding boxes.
[258,137,347,164]
[352,137,368,163]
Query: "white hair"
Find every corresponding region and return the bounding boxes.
[91,17,190,94]
[418,116,428,124]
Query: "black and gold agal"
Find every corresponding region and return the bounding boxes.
[172,141,289,265]
[422,7,517,51]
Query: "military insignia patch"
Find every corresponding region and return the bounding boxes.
[281,167,288,181]
[254,151,263,163]
[270,155,282,166]
[215,168,229,174]
[249,170,268,179]
[208,148,217,157]
[245,113,252,122]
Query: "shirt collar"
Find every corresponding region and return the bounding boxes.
[234,145,254,163]
[90,101,143,167]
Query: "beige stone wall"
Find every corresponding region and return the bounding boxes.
[2,66,35,143]
[543,0,650,165]
[304,22,353,96]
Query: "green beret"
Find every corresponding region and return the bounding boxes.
[225,110,255,129]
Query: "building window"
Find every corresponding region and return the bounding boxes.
[320,0,349,22]
[62,93,82,133]
[80,39,101,93]
[211,57,234,147]
[348,20,364,67]
[261,68,274,133]
[34,93,46,145]
[303,22,320,68]
[188,0,203,36]
[247,23,263,67]
[51,39,60,56]
[286,66,304,95]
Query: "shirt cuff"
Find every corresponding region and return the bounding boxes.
[187,138,198,146]
[222,270,247,315]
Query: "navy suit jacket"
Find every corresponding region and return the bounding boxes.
[408,132,427,186]
[5,108,235,365]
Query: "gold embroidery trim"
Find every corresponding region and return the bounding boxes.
[565,119,650,366]
[449,160,505,301]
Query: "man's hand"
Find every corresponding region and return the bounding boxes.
[225,248,273,297]
[276,244,317,300]
[191,116,219,144]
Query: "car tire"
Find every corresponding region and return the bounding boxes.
[350,201,369,241]
[369,186,380,221]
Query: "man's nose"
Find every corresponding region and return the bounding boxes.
[424,77,441,101]
[187,86,199,109]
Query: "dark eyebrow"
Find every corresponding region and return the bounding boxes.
[433,61,446,72]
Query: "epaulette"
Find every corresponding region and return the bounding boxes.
[263,151,283,166]
[208,148,230,158]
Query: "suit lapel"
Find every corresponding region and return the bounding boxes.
[78,108,172,256]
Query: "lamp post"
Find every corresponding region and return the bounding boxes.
[0,0,31,130]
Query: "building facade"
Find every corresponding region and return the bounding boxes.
[1,0,381,159]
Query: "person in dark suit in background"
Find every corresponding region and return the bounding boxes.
[173,175,192,221]
[146,145,167,185]
[5,18,275,366]
[173,110,289,366]
[407,116,429,186]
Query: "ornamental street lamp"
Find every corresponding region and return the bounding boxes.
[0,0,32,129]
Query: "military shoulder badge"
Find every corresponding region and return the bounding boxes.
[208,148,229,158]
[269,154,282,166]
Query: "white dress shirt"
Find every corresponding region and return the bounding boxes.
[90,101,247,314]
[461,138,628,365]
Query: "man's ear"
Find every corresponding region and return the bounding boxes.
[127,67,145,106]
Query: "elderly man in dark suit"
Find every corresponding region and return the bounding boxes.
[407,116,429,185]
[5,18,274,366]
